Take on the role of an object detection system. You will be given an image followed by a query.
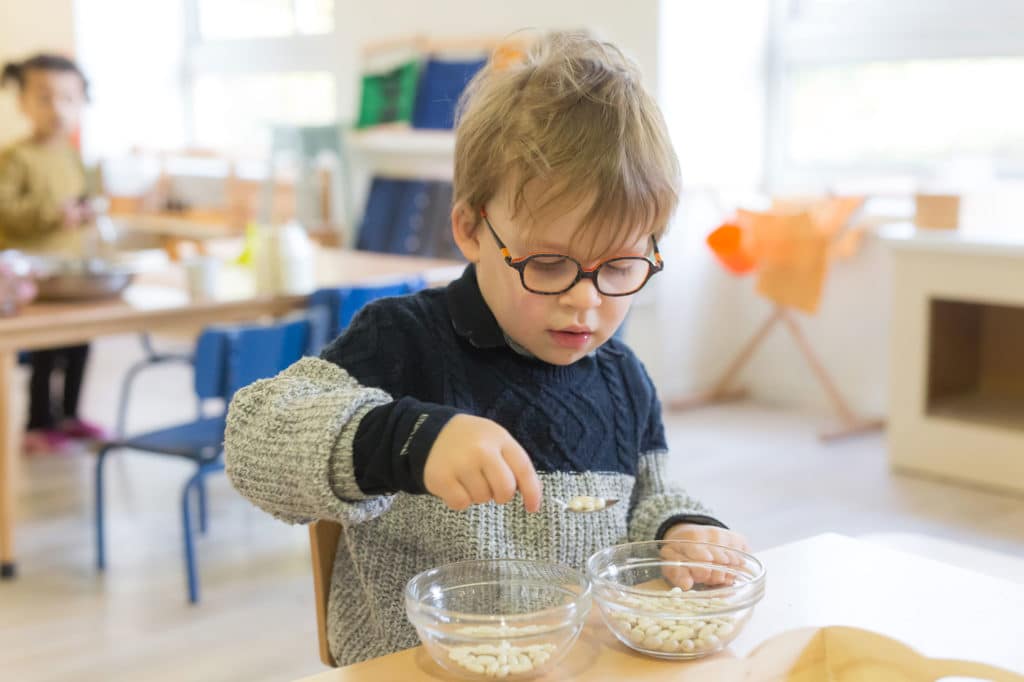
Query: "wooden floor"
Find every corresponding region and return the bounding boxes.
[2,335,1023,682]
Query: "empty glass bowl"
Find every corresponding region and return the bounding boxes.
[587,540,765,659]
[405,559,591,679]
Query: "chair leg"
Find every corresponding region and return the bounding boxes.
[182,460,225,604]
[95,445,113,572]
[197,474,208,535]
[182,471,202,604]
[115,360,148,439]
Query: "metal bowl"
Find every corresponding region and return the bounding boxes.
[28,253,152,302]
[34,270,135,301]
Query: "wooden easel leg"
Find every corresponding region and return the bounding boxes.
[779,310,884,441]
[669,306,784,411]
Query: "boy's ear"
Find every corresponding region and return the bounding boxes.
[451,201,482,263]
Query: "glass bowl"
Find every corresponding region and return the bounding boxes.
[587,540,765,659]
[405,559,591,679]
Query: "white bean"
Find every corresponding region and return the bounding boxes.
[447,639,557,677]
[699,634,721,650]
[567,495,606,511]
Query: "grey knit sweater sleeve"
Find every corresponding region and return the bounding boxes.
[224,356,396,526]
[627,450,716,541]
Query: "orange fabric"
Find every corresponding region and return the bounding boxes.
[737,209,830,314]
[706,222,756,275]
[705,195,865,314]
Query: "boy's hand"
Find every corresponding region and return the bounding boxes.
[423,414,542,513]
[60,199,92,229]
[660,523,751,589]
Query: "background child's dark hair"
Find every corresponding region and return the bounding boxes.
[1,53,90,100]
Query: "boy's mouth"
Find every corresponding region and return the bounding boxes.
[548,326,593,350]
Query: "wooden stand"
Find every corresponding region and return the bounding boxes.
[669,305,884,441]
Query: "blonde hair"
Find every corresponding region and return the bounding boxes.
[454,30,680,258]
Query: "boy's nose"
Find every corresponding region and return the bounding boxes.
[559,278,602,309]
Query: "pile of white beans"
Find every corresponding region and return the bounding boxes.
[447,638,557,678]
[566,495,606,511]
[607,587,737,655]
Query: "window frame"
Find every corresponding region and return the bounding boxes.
[766,0,1024,188]
[181,0,342,152]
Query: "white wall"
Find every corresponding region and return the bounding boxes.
[0,0,77,146]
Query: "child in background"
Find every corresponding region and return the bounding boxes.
[0,54,106,452]
[225,31,749,666]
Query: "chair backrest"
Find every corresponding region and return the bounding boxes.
[308,279,426,343]
[193,314,316,402]
[309,519,343,667]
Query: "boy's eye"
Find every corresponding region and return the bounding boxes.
[531,256,568,269]
[606,261,639,275]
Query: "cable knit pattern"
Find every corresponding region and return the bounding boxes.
[224,265,722,667]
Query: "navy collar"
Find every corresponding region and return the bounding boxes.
[446,265,508,350]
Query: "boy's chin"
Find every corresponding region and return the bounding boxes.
[534,342,594,366]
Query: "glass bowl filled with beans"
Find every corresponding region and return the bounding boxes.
[586,540,765,659]
[405,559,591,679]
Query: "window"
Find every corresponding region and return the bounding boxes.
[75,0,340,159]
[183,0,339,155]
[74,0,188,160]
[768,0,1024,185]
[787,58,1024,167]
[191,71,336,153]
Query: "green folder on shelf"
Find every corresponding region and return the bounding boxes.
[357,60,421,128]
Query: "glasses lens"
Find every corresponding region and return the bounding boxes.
[596,258,652,295]
[522,256,580,293]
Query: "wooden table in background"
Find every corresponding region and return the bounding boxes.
[0,249,464,578]
[297,534,1024,681]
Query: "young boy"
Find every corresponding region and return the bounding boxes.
[225,31,748,667]
[0,54,106,452]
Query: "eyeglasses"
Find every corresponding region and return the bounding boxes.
[480,208,664,296]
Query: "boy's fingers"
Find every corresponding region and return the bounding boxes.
[458,470,493,505]
[687,565,712,584]
[482,456,517,505]
[444,481,473,511]
[665,566,694,590]
[501,439,542,512]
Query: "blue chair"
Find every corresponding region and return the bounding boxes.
[308,279,426,345]
[94,314,318,603]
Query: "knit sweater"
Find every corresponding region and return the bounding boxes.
[224,265,723,667]
[0,139,86,252]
